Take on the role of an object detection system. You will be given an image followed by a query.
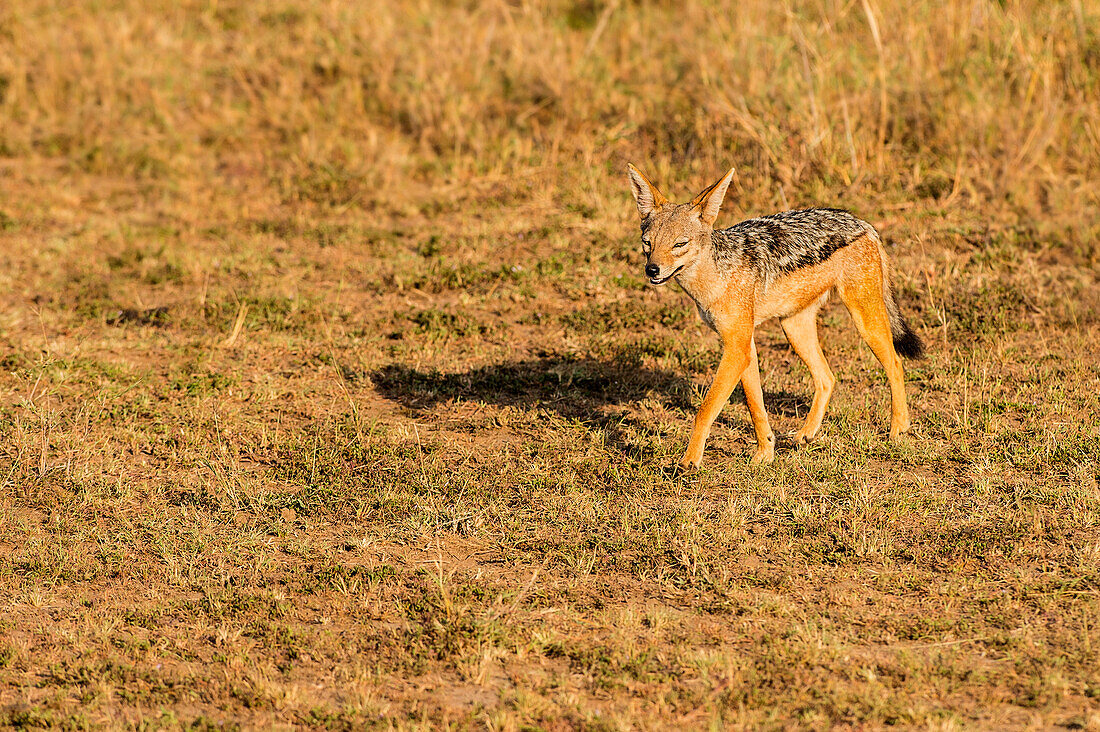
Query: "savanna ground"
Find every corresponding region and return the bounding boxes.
[1,0,1099,728]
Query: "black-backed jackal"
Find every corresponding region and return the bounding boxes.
[626,164,924,470]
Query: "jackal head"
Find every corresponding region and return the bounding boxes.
[626,164,735,285]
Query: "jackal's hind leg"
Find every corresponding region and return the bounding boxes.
[780,305,835,444]
[837,266,910,441]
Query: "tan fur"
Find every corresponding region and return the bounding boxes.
[626,165,917,470]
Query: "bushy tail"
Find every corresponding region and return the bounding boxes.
[871,232,925,359]
[886,296,925,359]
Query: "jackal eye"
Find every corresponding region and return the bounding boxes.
[673,238,690,248]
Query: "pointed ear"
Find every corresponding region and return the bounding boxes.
[690,167,736,225]
[626,163,668,219]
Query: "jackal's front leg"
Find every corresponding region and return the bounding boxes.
[739,339,776,465]
[679,327,754,470]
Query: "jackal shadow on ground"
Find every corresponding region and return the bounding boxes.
[371,354,812,454]
[372,355,690,416]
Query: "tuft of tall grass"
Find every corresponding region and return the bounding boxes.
[1,1,1096,254]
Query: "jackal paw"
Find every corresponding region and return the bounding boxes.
[888,421,911,444]
[677,454,701,472]
[751,447,775,465]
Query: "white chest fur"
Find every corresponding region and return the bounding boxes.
[696,304,718,332]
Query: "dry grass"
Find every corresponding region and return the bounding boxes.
[1,0,1099,729]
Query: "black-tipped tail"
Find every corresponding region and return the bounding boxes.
[876,233,925,360]
[892,320,925,359]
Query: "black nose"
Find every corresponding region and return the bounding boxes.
[645,264,660,278]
